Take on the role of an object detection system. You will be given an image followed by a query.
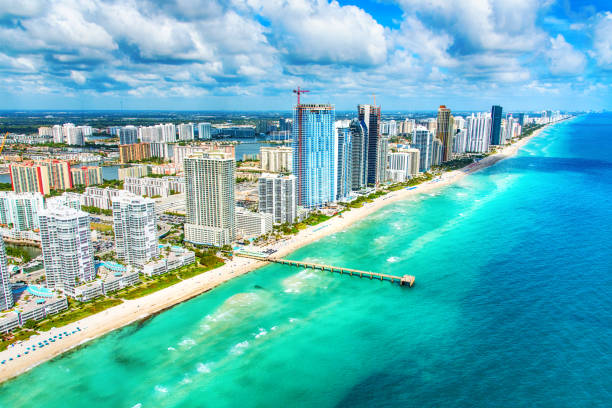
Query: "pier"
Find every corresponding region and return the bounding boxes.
[235,252,415,287]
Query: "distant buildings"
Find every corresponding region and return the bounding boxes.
[258,174,297,224]
[112,192,158,266]
[39,206,95,297]
[70,166,103,187]
[79,186,122,210]
[198,123,212,140]
[178,123,195,141]
[119,126,138,145]
[172,143,235,167]
[119,143,151,163]
[0,192,44,231]
[0,237,13,311]
[490,105,503,145]
[9,163,51,195]
[138,123,176,143]
[292,103,336,208]
[124,176,184,198]
[260,146,292,173]
[184,152,236,246]
[437,105,454,162]
[358,104,381,186]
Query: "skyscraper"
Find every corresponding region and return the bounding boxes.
[198,123,212,140]
[376,136,389,183]
[119,126,139,145]
[178,123,195,141]
[0,191,44,231]
[9,162,51,195]
[112,191,158,266]
[0,237,13,311]
[258,174,297,224]
[184,152,236,246]
[412,126,434,172]
[349,119,367,191]
[437,105,454,162]
[292,103,336,208]
[358,104,381,185]
[490,105,503,145]
[466,112,492,153]
[336,127,352,201]
[39,206,95,297]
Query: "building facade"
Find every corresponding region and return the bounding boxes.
[258,174,297,224]
[437,105,454,162]
[0,192,44,231]
[112,192,158,266]
[349,119,368,191]
[260,146,292,173]
[119,143,151,164]
[292,104,336,208]
[336,127,352,201]
[490,105,503,145]
[358,104,381,186]
[39,206,95,297]
[0,237,14,311]
[70,166,103,187]
[184,153,236,246]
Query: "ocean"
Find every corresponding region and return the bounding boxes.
[1,114,611,407]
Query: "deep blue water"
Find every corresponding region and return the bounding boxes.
[0,114,610,407]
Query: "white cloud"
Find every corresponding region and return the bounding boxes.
[590,12,612,68]
[70,70,86,84]
[547,34,586,75]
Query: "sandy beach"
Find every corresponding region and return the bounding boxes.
[0,123,553,384]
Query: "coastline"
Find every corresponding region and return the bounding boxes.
[0,122,556,384]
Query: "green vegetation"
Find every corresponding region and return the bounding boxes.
[432,158,475,172]
[0,182,12,191]
[0,329,39,352]
[5,245,33,263]
[82,205,113,216]
[126,157,166,165]
[91,222,113,233]
[118,274,181,300]
[34,298,124,332]
[236,176,250,183]
[164,211,185,217]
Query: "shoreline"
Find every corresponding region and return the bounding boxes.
[0,121,558,384]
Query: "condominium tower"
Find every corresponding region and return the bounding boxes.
[184,152,236,246]
[0,237,13,311]
[349,119,367,190]
[258,174,297,224]
[0,191,44,231]
[39,206,95,297]
[437,105,454,162]
[358,104,381,185]
[292,103,336,208]
[490,105,503,145]
[112,192,158,266]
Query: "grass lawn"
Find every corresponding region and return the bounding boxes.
[91,222,113,233]
[118,274,182,300]
[35,298,124,332]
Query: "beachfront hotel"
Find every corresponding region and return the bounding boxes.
[0,237,14,311]
[39,206,95,297]
[184,152,236,247]
[112,191,158,267]
[292,103,336,208]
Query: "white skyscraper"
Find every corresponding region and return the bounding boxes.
[258,174,297,224]
[39,206,95,297]
[52,125,63,143]
[178,123,195,141]
[466,113,492,153]
[63,123,84,146]
[112,192,158,266]
[0,237,13,311]
[198,123,212,140]
[184,152,236,246]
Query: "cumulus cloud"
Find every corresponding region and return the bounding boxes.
[547,34,586,75]
[590,12,612,68]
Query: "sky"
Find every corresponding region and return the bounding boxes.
[0,0,611,112]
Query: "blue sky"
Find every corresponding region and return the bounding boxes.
[0,0,610,111]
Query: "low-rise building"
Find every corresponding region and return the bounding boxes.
[141,247,195,277]
[124,176,185,198]
[236,208,273,239]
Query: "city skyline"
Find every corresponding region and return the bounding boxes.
[0,1,610,111]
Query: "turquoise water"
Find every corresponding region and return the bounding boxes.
[1,115,611,407]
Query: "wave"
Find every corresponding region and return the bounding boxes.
[230,340,249,355]
[196,362,212,374]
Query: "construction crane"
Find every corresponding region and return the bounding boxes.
[0,132,8,156]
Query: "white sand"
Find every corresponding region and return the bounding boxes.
[0,124,550,383]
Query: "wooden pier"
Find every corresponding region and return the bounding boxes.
[235,253,415,287]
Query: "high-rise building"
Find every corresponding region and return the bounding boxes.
[52,125,63,143]
[0,192,44,231]
[9,163,51,195]
[336,127,352,201]
[37,159,72,191]
[387,149,420,182]
[63,123,84,146]
[197,123,212,140]
[178,123,195,141]
[349,119,367,191]
[412,126,434,172]
[0,237,13,311]
[258,174,297,224]
[292,103,336,208]
[70,166,103,187]
[184,152,236,246]
[39,206,95,297]
[235,208,273,239]
[490,105,503,145]
[437,105,454,162]
[119,143,151,163]
[376,136,389,183]
[358,104,381,185]
[119,126,139,145]
[112,192,158,266]
[466,112,492,153]
[260,146,292,173]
